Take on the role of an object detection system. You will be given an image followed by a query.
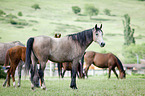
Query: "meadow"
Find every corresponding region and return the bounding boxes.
[0,75,145,96]
[0,0,145,63]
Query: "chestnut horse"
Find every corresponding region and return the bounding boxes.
[3,46,43,88]
[25,24,105,90]
[81,51,126,79]
[3,46,26,87]
[58,62,83,78]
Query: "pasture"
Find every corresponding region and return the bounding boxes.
[0,75,145,96]
[0,0,145,63]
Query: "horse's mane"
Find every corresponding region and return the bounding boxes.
[115,55,124,72]
[67,29,93,47]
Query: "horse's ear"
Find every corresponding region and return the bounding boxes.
[95,24,97,29]
[55,33,57,38]
[59,34,61,38]
[100,24,102,29]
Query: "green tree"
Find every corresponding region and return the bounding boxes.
[31,4,41,10]
[104,9,111,16]
[123,14,135,45]
[84,4,99,19]
[18,11,23,16]
[72,6,81,14]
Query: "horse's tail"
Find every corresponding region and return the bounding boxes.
[4,50,10,67]
[80,52,86,77]
[25,37,34,73]
[81,52,86,68]
[114,55,124,72]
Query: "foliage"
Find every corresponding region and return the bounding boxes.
[123,43,145,64]
[0,66,7,79]
[84,4,99,19]
[6,13,17,19]
[72,6,81,14]
[18,11,23,16]
[104,8,111,16]
[31,4,41,10]
[122,14,135,45]
[0,9,6,16]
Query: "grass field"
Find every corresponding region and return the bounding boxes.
[0,75,145,96]
[0,0,145,63]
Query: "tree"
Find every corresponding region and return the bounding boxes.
[104,9,111,16]
[72,6,81,14]
[123,14,135,45]
[31,4,41,10]
[84,4,99,19]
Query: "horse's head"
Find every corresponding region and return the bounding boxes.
[120,70,126,79]
[93,24,105,47]
[30,65,44,87]
[54,33,61,38]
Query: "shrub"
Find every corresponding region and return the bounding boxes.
[0,9,6,16]
[6,13,17,19]
[84,4,99,19]
[18,11,23,16]
[72,6,81,14]
[0,66,7,79]
[123,43,145,64]
[31,4,41,10]
[104,9,111,16]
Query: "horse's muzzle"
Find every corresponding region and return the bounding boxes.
[100,42,105,47]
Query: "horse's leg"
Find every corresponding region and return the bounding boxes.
[7,69,11,87]
[108,67,112,79]
[39,62,47,90]
[112,68,119,79]
[11,67,16,87]
[62,70,66,78]
[3,74,8,87]
[70,60,79,89]
[17,61,24,87]
[84,64,90,78]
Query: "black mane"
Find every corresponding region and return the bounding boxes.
[67,28,93,47]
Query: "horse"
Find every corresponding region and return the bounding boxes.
[25,24,105,90]
[3,46,26,87]
[54,33,84,79]
[58,62,83,78]
[3,46,43,88]
[81,51,126,79]
[0,41,25,87]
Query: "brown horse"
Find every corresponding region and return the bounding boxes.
[58,62,83,78]
[25,24,105,90]
[81,51,126,79]
[3,46,43,88]
[3,46,26,87]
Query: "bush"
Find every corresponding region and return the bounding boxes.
[31,4,41,10]
[18,11,23,16]
[72,6,81,14]
[6,13,17,19]
[84,4,99,19]
[104,9,111,16]
[0,66,7,79]
[123,43,145,64]
[0,9,6,16]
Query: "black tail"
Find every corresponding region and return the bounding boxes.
[25,37,34,73]
[114,55,124,72]
[81,52,86,69]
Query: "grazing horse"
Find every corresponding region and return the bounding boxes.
[58,62,83,78]
[25,24,105,90]
[0,41,24,87]
[81,51,126,79]
[3,46,26,87]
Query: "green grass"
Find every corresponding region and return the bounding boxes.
[0,0,145,63]
[0,75,145,96]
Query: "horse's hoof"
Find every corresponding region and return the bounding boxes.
[41,86,47,90]
[70,86,78,89]
[3,84,6,87]
[17,85,20,87]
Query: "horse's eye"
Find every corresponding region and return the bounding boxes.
[96,33,98,36]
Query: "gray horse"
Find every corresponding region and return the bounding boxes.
[0,41,25,87]
[25,24,105,90]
